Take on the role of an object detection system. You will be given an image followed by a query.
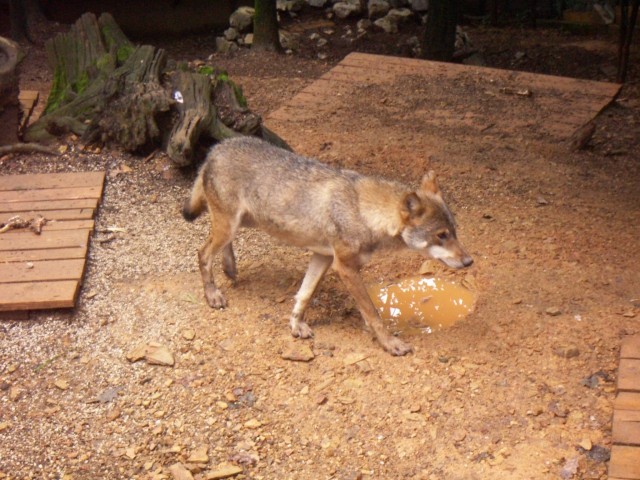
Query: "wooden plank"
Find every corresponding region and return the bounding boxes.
[0,208,95,223]
[0,259,86,283]
[0,229,89,251]
[619,359,640,392]
[342,52,622,98]
[0,280,79,311]
[0,199,98,213]
[0,171,106,191]
[613,409,640,446]
[616,392,640,411]
[609,445,640,479]
[0,186,103,203]
[622,335,640,359]
[0,246,87,263]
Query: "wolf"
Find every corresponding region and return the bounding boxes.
[183,136,473,355]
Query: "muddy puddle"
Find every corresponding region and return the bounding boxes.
[368,276,477,335]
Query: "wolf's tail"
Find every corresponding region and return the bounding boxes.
[182,169,207,222]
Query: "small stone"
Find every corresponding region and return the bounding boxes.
[145,345,174,366]
[125,447,136,460]
[106,408,121,421]
[188,445,209,464]
[126,344,148,362]
[545,306,562,316]
[182,329,196,341]
[9,386,22,402]
[0,422,10,432]
[244,418,262,429]
[578,438,592,451]
[169,462,195,480]
[622,310,636,318]
[6,364,17,374]
[216,401,229,410]
[409,404,422,413]
[554,345,580,359]
[315,394,328,405]
[54,379,69,390]
[281,343,315,362]
[205,464,243,479]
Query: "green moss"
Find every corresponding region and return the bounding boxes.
[116,44,134,64]
[214,72,248,108]
[44,66,68,114]
[198,66,214,76]
[73,70,90,95]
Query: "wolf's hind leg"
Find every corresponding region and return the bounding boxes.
[289,253,333,338]
[222,243,237,281]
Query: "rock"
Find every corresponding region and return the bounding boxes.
[126,344,148,362]
[106,408,121,421]
[182,329,196,341]
[169,462,195,480]
[554,345,579,359]
[374,15,398,33]
[560,457,579,480]
[388,7,414,23]
[578,438,592,451]
[545,306,562,316]
[145,344,174,366]
[333,2,361,19]
[357,18,373,31]
[223,28,238,42]
[281,342,315,362]
[308,0,328,6]
[368,0,390,19]
[408,0,428,11]
[277,0,305,11]
[9,386,21,402]
[188,445,209,464]
[0,422,10,432]
[243,33,254,46]
[244,418,262,429]
[229,7,255,33]
[205,464,243,479]
[54,379,69,390]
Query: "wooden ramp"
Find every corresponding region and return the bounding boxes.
[267,52,621,143]
[0,171,105,311]
[610,335,640,480]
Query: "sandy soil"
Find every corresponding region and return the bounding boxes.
[1,9,639,480]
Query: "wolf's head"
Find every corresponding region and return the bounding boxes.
[400,171,473,269]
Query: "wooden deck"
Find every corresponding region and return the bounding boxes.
[268,52,621,143]
[610,335,640,480]
[0,171,105,311]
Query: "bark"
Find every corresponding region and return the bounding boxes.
[24,12,288,165]
[421,0,460,62]
[253,0,282,52]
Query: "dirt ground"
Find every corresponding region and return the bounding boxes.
[1,9,640,480]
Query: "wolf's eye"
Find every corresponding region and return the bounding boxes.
[436,231,450,241]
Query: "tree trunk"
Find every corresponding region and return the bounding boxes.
[253,0,282,52]
[421,0,460,62]
[24,12,289,165]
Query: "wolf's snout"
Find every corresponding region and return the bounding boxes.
[462,256,473,268]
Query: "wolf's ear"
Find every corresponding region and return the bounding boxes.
[401,192,425,222]
[420,171,441,195]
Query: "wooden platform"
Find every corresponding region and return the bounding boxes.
[610,335,640,480]
[0,171,105,311]
[268,52,621,143]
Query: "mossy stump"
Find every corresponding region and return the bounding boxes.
[25,12,287,165]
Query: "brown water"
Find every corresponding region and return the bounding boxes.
[368,276,477,335]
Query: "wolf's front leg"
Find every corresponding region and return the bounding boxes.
[332,254,412,356]
[289,253,333,338]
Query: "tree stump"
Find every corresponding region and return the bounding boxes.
[0,36,21,145]
[24,12,288,165]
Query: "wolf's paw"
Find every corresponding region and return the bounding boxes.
[204,285,227,309]
[382,336,413,356]
[291,321,314,339]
